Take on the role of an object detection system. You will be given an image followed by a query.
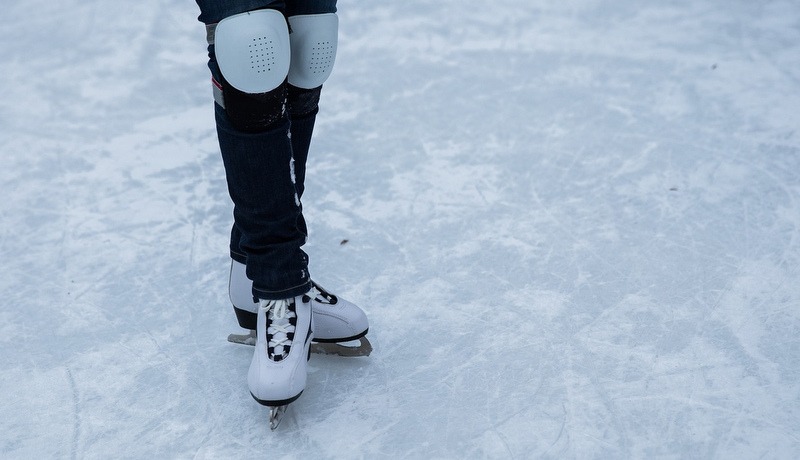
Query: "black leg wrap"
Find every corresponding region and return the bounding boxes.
[222,79,288,133]
[287,84,322,117]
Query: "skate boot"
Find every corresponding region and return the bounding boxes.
[248,296,313,429]
[228,261,371,356]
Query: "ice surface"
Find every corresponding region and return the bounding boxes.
[2,0,799,458]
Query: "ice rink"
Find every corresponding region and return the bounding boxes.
[2,0,799,458]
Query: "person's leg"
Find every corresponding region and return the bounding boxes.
[226,0,338,299]
[196,3,315,414]
[198,2,311,300]
[227,0,338,252]
[205,1,369,354]
[284,0,338,201]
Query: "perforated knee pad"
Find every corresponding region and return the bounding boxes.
[288,14,338,89]
[214,9,290,132]
[215,9,289,93]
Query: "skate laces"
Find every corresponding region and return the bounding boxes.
[260,299,297,361]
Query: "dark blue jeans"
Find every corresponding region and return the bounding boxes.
[196,0,337,24]
[196,0,337,299]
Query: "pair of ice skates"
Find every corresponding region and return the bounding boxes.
[226,261,370,429]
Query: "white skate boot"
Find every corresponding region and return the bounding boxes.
[248,296,313,429]
[228,261,371,356]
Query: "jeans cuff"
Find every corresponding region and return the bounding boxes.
[253,279,312,301]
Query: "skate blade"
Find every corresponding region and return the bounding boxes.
[228,332,372,357]
[269,405,288,431]
[311,337,373,357]
[227,330,257,346]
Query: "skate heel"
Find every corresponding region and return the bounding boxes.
[250,390,303,408]
[233,306,257,330]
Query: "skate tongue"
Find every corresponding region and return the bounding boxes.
[271,299,289,319]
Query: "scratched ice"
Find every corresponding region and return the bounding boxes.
[1,0,799,458]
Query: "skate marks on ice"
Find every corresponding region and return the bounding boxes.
[319,3,800,458]
[2,0,800,457]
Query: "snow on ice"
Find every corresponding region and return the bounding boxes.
[1,0,799,458]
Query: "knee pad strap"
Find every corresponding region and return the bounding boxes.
[287,84,321,117]
[216,79,287,132]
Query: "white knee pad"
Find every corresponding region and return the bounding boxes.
[214,9,290,94]
[287,14,338,89]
